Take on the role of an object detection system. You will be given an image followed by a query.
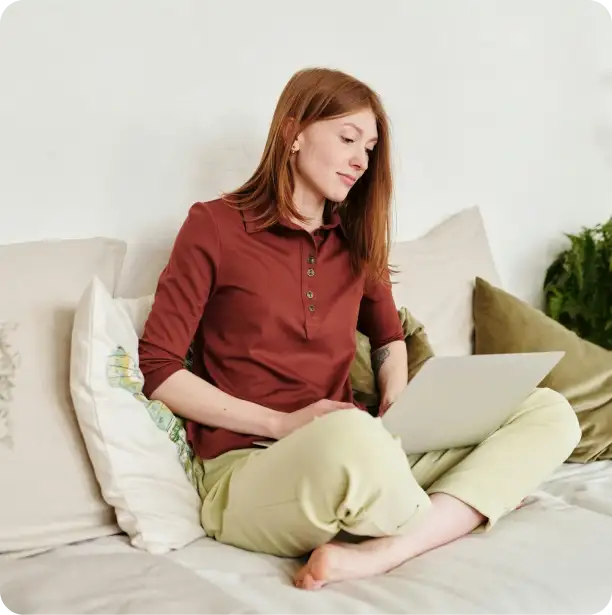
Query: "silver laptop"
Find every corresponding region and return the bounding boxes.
[381,351,565,454]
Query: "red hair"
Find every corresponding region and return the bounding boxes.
[223,67,394,282]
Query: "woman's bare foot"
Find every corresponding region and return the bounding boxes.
[293,492,489,590]
[293,539,404,590]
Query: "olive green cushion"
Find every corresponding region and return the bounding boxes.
[473,276,612,463]
[350,306,434,411]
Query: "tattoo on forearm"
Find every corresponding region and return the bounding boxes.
[372,346,390,374]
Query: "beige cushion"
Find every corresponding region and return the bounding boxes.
[115,242,171,299]
[70,277,206,554]
[473,276,612,463]
[390,206,501,356]
[0,238,126,554]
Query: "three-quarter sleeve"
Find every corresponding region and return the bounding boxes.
[357,272,404,350]
[138,202,220,398]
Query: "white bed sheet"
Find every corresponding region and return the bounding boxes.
[538,460,612,518]
[2,461,612,614]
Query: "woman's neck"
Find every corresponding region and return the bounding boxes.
[292,180,325,232]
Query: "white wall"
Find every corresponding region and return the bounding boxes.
[1,0,611,305]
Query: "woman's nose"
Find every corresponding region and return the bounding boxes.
[351,153,367,172]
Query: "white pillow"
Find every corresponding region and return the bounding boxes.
[70,276,206,554]
[0,238,125,555]
[390,206,501,356]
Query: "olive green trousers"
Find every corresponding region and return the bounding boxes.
[200,387,581,557]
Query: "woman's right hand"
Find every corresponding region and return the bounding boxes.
[273,399,356,439]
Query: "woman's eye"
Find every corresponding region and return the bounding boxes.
[341,136,354,144]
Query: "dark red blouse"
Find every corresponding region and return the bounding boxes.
[138,198,403,459]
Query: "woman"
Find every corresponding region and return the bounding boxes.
[138,67,581,590]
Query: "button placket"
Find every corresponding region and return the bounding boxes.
[305,240,318,317]
[306,264,316,313]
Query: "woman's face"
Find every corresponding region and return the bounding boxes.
[292,107,378,204]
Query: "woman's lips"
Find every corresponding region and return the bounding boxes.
[338,173,356,186]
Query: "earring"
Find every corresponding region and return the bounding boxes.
[290,142,299,154]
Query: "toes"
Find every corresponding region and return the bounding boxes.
[293,564,309,589]
[294,560,327,591]
[293,572,304,589]
[308,576,325,590]
[293,547,330,590]
[302,572,323,590]
[294,571,324,591]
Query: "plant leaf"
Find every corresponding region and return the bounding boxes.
[543,216,612,350]
[546,290,565,321]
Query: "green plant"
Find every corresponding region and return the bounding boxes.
[543,216,612,349]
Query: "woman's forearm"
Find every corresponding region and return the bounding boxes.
[372,340,408,413]
[149,369,284,439]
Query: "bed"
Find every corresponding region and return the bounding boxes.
[2,460,612,614]
[1,207,611,614]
